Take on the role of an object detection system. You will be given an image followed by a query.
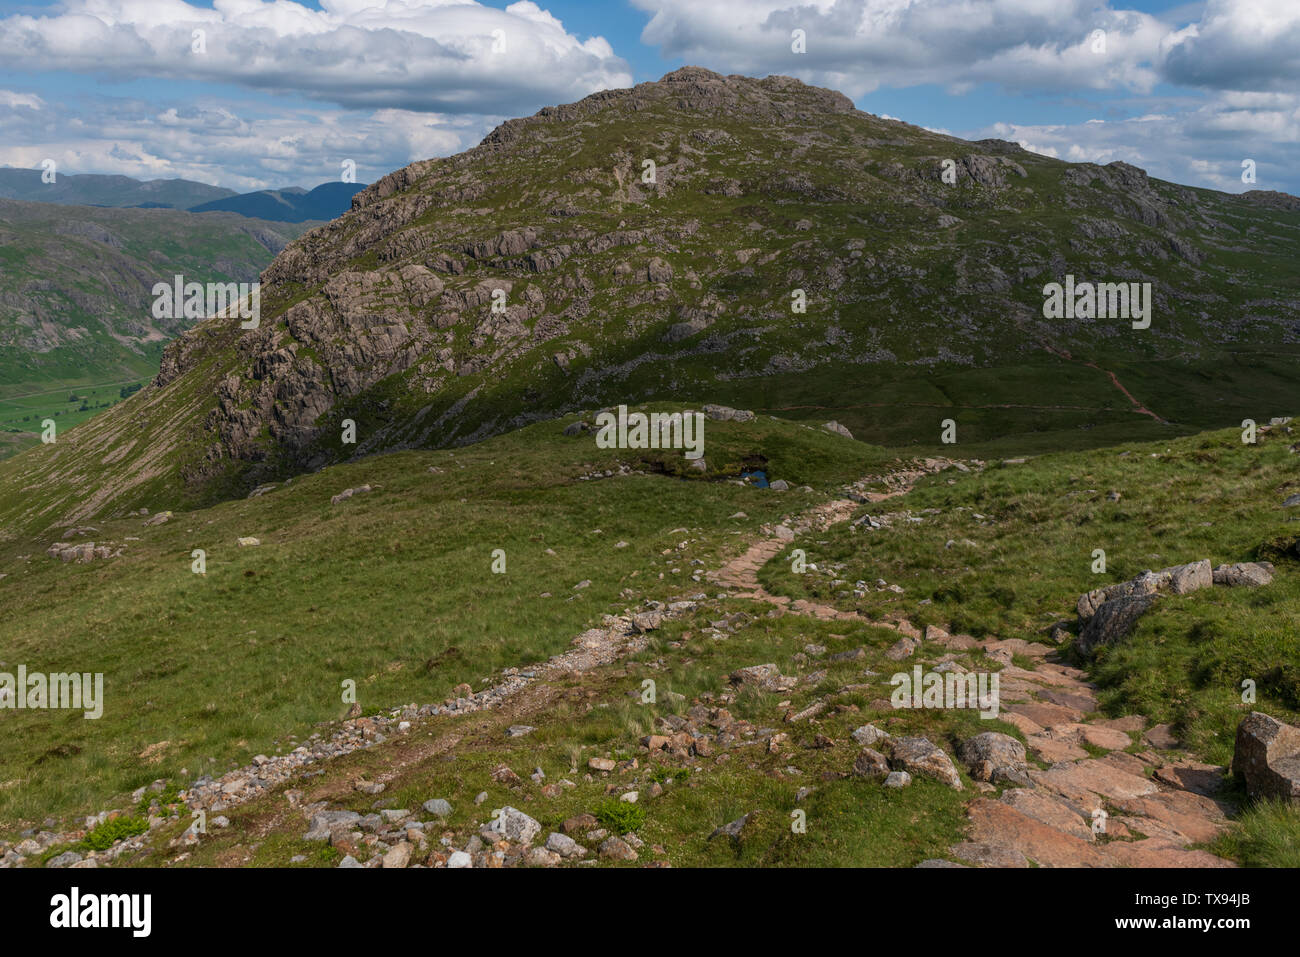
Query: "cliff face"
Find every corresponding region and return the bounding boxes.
[2,66,1298,533]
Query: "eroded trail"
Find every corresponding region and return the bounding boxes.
[710,457,1234,868]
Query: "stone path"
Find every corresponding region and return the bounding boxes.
[953,647,1232,867]
[710,458,1236,868]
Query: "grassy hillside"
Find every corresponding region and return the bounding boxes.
[0,408,892,827]
[760,419,1300,764]
[2,408,1298,867]
[0,201,317,460]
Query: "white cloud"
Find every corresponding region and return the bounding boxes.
[0,0,633,114]
[0,90,45,110]
[969,92,1300,193]
[1162,0,1300,92]
[634,0,1298,96]
[0,92,495,190]
[634,0,1167,96]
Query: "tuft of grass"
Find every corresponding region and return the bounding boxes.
[79,815,149,852]
[1212,799,1300,867]
[594,798,648,834]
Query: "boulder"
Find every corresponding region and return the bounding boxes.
[851,724,891,748]
[484,806,542,845]
[729,663,797,692]
[422,798,452,817]
[852,748,891,780]
[1165,559,1212,595]
[1076,594,1156,656]
[1212,562,1274,587]
[822,421,853,439]
[889,737,963,789]
[1232,712,1300,802]
[598,836,639,860]
[703,404,755,423]
[958,732,1029,784]
[544,832,587,858]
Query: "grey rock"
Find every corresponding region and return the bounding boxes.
[708,813,751,841]
[598,836,639,860]
[1213,562,1274,587]
[958,732,1029,783]
[852,748,891,780]
[1077,594,1157,656]
[1232,712,1300,802]
[422,798,452,817]
[485,806,542,845]
[544,832,587,858]
[889,736,963,789]
[851,724,891,747]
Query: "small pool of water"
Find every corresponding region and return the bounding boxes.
[741,469,769,488]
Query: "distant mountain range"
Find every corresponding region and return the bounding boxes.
[189,182,369,222]
[0,169,366,223]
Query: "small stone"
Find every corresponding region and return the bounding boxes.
[382,842,413,869]
[422,798,452,817]
[545,832,587,858]
[598,836,639,861]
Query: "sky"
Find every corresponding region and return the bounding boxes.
[0,0,1296,195]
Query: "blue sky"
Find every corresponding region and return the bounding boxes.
[0,0,1296,195]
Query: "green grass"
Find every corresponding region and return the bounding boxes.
[0,376,152,460]
[761,422,1300,763]
[4,402,1299,866]
[1212,799,1300,867]
[0,408,893,832]
[80,815,149,851]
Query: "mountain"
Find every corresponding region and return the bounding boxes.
[188,182,368,222]
[0,169,236,210]
[0,168,365,223]
[1,65,1298,537]
[0,200,317,459]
